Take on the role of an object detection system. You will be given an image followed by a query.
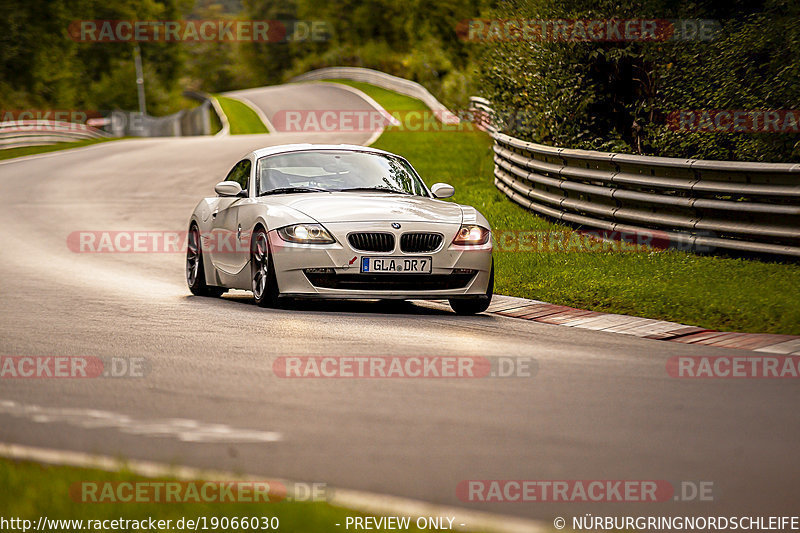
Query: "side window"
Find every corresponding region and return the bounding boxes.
[225,160,251,194]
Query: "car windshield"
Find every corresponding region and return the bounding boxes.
[256,150,429,197]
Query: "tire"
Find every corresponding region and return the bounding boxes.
[251,227,281,308]
[186,224,225,297]
[449,260,494,315]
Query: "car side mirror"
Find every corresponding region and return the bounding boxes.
[215,181,243,197]
[431,182,455,199]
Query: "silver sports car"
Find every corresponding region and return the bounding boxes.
[186,144,494,314]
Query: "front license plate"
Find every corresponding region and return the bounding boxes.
[361,256,432,274]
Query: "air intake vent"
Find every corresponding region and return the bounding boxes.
[305,272,476,291]
[400,232,443,253]
[348,232,395,252]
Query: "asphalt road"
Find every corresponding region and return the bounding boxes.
[1,82,798,524]
[226,81,385,133]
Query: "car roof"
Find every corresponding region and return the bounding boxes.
[249,143,396,159]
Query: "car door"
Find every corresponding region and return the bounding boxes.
[208,159,251,274]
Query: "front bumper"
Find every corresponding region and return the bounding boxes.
[268,221,492,299]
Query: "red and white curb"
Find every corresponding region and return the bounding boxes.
[488,295,800,353]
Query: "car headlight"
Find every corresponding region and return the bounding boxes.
[452,225,490,245]
[277,224,335,244]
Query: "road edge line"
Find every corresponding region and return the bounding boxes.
[209,96,231,136]
[0,139,125,166]
[223,94,275,133]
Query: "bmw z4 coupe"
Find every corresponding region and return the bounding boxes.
[186,144,494,314]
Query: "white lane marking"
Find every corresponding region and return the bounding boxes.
[224,94,276,133]
[0,442,548,533]
[208,96,231,136]
[0,399,281,443]
[0,140,125,167]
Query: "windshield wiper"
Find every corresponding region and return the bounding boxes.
[259,187,329,196]
[338,186,413,195]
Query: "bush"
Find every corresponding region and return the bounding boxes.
[477,0,800,162]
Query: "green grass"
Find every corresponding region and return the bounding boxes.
[329,79,800,335]
[0,458,456,533]
[215,95,269,134]
[0,137,119,161]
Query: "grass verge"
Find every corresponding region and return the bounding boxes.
[209,103,223,135]
[0,458,452,533]
[329,79,800,334]
[0,137,119,162]
[215,95,269,134]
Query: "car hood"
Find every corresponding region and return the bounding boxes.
[257,193,464,224]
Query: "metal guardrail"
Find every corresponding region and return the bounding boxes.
[0,120,112,150]
[291,66,460,124]
[1,92,224,150]
[470,97,800,257]
[184,91,229,136]
[468,97,497,134]
[109,94,214,137]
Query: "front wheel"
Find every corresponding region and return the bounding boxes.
[449,261,493,315]
[251,227,281,308]
[186,224,225,297]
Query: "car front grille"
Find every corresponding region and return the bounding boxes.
[400,232,443,253]
[304,272,476,291]
[348,232,395,252]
